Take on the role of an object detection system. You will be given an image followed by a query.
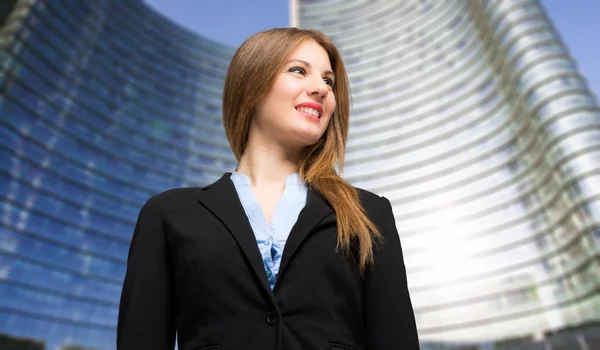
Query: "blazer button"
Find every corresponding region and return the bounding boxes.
[266,311,278,326]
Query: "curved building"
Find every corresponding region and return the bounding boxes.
[0,0,235,348]
[297,0,600,345]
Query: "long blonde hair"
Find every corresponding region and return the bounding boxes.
[222,28,381,272]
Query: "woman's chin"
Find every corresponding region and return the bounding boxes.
[298,133,325,147]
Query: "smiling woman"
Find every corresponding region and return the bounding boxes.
[241,40,337,154]
[117,27,420,350]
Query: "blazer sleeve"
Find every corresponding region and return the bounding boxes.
[117,196,176,349]
[363,196,420,349]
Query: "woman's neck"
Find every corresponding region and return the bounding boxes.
[236,142,301,189]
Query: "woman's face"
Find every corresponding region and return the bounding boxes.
[252,39,336,151]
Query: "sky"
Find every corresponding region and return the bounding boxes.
[144,0,599,98]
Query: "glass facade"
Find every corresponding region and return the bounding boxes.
[0,0,236,348]
[298,0,600,347]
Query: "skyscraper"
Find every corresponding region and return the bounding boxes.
[0,0,235,348]
[296,0,600,345]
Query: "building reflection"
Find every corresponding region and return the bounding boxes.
[297,0,600,348]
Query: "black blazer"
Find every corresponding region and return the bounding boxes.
[117,173,419,350]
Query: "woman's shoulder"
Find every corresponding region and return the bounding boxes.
[353,186,388,209]
[154,186,204,200]
[353,187,398,236]
[145,173,230,209]
[143,187,204,211]
[149,173,229,204]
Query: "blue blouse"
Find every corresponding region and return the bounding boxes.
[230,171,308,290]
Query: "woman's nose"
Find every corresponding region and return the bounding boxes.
[307,80,329,98]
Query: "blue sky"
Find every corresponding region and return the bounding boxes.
[144,0,599,97]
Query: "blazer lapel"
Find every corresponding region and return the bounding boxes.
[197,173,273,296]
[277,187,335,285]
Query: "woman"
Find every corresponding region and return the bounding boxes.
[117,28,419,350]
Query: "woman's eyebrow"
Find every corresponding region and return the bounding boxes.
[286,59,335,77]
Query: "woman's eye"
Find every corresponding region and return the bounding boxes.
[289,67,305,74]
[324,78,335,88]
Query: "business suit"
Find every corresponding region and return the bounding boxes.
[117,173,419,350]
